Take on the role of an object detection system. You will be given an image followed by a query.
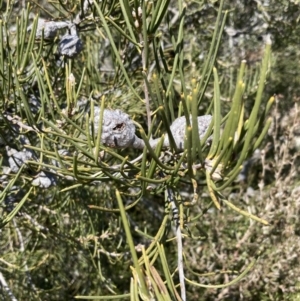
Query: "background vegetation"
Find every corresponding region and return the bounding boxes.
[0,0,300,300]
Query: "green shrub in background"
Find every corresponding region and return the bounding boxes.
[1,0,296,300]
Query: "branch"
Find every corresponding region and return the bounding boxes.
[166,185,186,301]
[0,270,18,301]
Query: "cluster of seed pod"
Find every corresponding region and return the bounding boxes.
[92,107,212,150]
[27,3,87,58]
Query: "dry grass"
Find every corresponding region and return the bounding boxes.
[183,101,300,300]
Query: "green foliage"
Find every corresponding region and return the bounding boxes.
[0,0,290,300]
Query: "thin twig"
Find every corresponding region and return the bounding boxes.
[166,184,186,301]
[139,33,152,132]
[73,0,94,25]
[13,219,37,292]
[21,213,49,233]
[0,270,18,301]
[4,114,39,133]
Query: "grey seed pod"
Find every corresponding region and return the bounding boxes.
[151,115,212,150]
[6,146,36,173]
[32,171,57,188]
[28,19,70,39]
[58,26,83,57]
[93,107,144,149]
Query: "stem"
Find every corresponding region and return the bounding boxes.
[13,219,37,292]
[0,270,18,301]
[166,184,186,301]
[140,33,152,132]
